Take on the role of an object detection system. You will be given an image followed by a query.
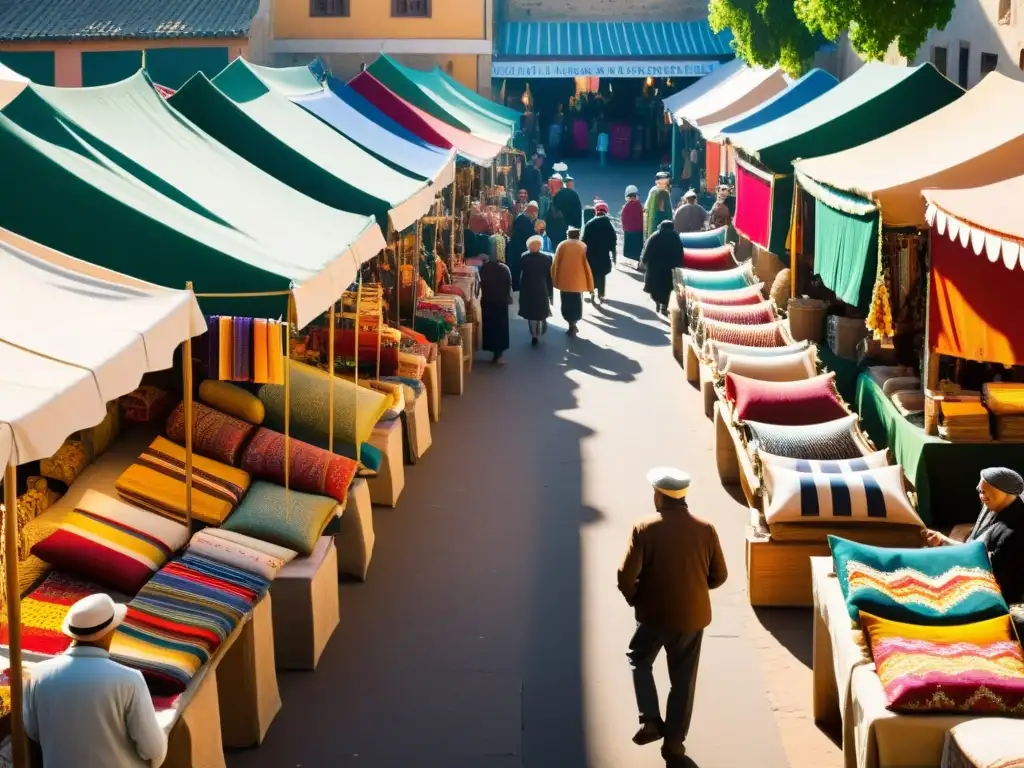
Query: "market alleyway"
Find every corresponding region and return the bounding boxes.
[226,161,842,768]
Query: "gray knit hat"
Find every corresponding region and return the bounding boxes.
[981,467,1024,496]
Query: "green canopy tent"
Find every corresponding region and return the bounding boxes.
[429,66,521,126]
[367,54,513,146]
[0,72,385,327]
[168,59,437,231]
[725,63,962,259]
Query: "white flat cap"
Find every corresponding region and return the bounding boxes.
[62,594,128,642]
[646,467,691,499]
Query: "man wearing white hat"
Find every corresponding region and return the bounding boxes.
[673,189,709,234]
[618,467,728,760]
[23,594,167,767]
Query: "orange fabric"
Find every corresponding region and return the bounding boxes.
[706,141,722,187]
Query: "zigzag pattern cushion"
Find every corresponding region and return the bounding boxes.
[31,491,187,594]
[763,465,923,528]
[682,245,736,271]
[746,415,866,460]
[862,612,1024,714]
[111,552,269,695]
[717,348,817,382]
[684,282,765,306]
[703,319,787,349]
[679,226,728,249]
[710,340,810,365]
[165,401,257,467]
[726,372,846,425]
[828,536,1009,624]
[697,302,776,326]
[240,427,357,505]
[681,262,753,291]
[758,449,890,474]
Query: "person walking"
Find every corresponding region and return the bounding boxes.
[673,189,709,233]
[709,184,733,230]
[523,154,544,203]
[582,200,617,304]
[642,219,683,316]
[547,174,568,248]
[617,467,728,760]
[644,172,673,238]
[518,235,554,346]
[23,594,168,768]
[534,218,553,252]
[551,227,594,337]
[621,185,645,267]
[508,200,539,292]
[479,248,513,364]
[553,174,584,231]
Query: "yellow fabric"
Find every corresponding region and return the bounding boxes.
[218,316,233,380]
[253,319,269,384]
[984,383,1024,415]
[59,510,168,568]
[941,401,989,419]
[268,320,284,385]
[79,401,121,459]
[198,380,266,425]
[860,611,1016,647]
[40,440,90,487]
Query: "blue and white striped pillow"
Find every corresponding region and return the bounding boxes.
[764,464,922,527]
[758,449,890,476]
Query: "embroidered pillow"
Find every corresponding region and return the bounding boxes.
[165,401,258,467]
[222,481,338,557]
[679,226,728,249]
[746,415,865,460]
[828,536,1008,624]
[187,529,294,581]
[697,302,776,326]
[31,490,187,594]
[683,245,736,271]
[120,385,173,424]
[726,372,846,425]
[201,527,297,564]
[757,449,889,474]
[709,340,810,366]
[861,612,1024,714]
[240,428,358,505]
[717,348,817,383]
[703,319,787,349]
[685,283,765,306]
[198,380,266,425]
[763,465,923,528]
[681,262,752,291]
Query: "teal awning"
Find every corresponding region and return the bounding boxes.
[496,21,732,58]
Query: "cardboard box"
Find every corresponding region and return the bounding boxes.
[165,667,226,768]
[271,537,340,671]
[440,344,464,395]
[368,419,405,507]
[404,391,432,463]
[458,323,474,373]
[326,477,374,580]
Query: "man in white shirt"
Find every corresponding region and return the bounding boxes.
[23,594,168,767]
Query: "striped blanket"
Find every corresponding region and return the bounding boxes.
[111,552,269,694]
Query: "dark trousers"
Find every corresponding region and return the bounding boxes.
[627,623,703,745]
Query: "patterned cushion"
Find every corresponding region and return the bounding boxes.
[703,319,787,348]
[679,226,728,249]
[240,428,357,505]
[697,302,776,326]
[222,481,338,557]
[757,449,890,474]
[944,718,1024,768]
[746,415,866,460]
[79,400,121,460]
[717,348,817,382]
[115,436,251,526]
[685,283,765,306]
[763,465,923,528]
[120,385,173,424]
[187,529,293,581]
[829,536,1008,624]
[862,612,1024,714]
[165,401,257,467]
[31,491,187,594]
[681,262,753,291]
[198,380,266,425]
[709,340,810,364]
[726,372,846,425]
[40,439,90,489]
[682,245,736,271]
[0,571,103,657]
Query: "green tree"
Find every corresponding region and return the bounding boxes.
[708,0,818,77]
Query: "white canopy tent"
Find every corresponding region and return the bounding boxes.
[661,58,745,119]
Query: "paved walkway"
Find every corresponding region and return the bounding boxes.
[226,161,841,768]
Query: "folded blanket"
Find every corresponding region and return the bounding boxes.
[0,571,104,657]
[115,437,251,526]
[187,529,292,581]
[984,383,1024,415]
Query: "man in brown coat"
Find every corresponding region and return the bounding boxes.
[617,467,728,760]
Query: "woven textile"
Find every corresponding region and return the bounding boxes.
[165,401,257,467]
[679,226,727,249]
[758,449,890,474]
[40,440,90,489]
[684,282,765,306]
[187,530,291,581]
[0,571,103,657]
[681,262,752,291]
[745,415,865,460]
[698,302,776,326]
[863,612,1024,714]
[240,428,357,505]
[703,319,787,348]
[708,340,809,362]
[111,552,269,695]
[115,437,251,526]
[726,372,846,425]
[682,245,736,271]
[716,348,816,382]
[222,481,338,557]
[829,536,1008,624]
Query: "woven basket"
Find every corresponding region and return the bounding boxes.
[787,297,827,343]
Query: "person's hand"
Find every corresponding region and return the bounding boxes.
[922,529,947,547]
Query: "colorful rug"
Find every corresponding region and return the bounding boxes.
[0,571,103,657]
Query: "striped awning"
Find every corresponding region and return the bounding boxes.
[497,21,733,59]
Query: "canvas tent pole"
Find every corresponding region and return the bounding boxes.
[183,283,195,532]
[354,272,363,466]
[413,220,423,329]
[284,297,293,493]
[450,176,457,270]
[790,179,800,299]
[4,462,25,768]
[328,302,336,454]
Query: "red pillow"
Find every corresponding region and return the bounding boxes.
[240,427,357,504]
[725,372,846,425]
[686,283,764,306]
[699,301,775,326]
[683,245,736,271]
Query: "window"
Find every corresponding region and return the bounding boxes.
[310,0,348,16]
[999,0,1012,24]
[392,0,431,17]
[981,52,999,76]
[931,45,948,75]
[958,43,970,88]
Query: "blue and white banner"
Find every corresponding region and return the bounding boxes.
[491,60,720,79]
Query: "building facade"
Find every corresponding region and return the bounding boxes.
[0,0,269,88]
[271,0,494,94]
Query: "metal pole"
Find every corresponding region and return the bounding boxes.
[413,219,423,330]
[183,282,195,533]
[284,298,293,492]
[354,272,363,466]
[790,180,800,299]
[328,301,336,454]
[449,176,457,270]
[4,464,26,768]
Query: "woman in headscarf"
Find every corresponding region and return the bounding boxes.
[479,248,513,364]
[518,235,554,346]
[621,185,645,266]
[551,227,594,337]
[644,172,673,238]
[581,201,617,304]
[642,219,683,316]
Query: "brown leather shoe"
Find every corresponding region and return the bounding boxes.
[632,721,663,746]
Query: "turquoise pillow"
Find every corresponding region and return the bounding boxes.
[681,266,748,291]
[828,536,1008,625]
[680,227,727,249]
[223,481,337,556]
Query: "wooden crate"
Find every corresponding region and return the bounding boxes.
[440,343,464,395]
[271,538,340,671]
[368,419,405,508]
[683,335,700,385]
[746,526,827,608]
[458,323,474,373]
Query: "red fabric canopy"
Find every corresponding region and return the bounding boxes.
[929,230,1024,365]
[349,72,501,163]
[706,140,722,187]
[735,162,772,249]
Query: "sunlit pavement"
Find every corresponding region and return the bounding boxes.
[225,159,842,768]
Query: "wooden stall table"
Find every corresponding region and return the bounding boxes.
[403,388,432,464]
[422,345,441,422]
[683,334,701,386]
[368,419,405,507]
[271,537,340,671]
[458,323,474,373]
[440,342,464,395]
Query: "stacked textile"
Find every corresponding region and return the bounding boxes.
[201,316,286,385]
[0,571,105,657]
[939,400,992,442]
[984,383,1024,441]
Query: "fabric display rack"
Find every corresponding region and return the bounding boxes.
[0,48,519,767]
